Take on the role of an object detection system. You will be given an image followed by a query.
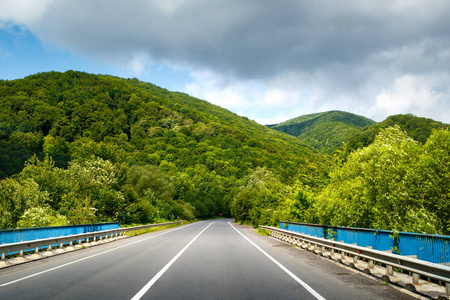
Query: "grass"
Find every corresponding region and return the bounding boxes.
[124,221,185,237]
[256,227,269,236]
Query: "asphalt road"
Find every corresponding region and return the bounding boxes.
[0,219,415,299]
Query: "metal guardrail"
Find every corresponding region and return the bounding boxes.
[280,221,450,264]
[260,225,450,296]
[1,221,181,260]
[0,222,120,245]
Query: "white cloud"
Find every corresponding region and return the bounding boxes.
[126,54,148,76]
[0,0,55,26]
[2,1,450,123]
[374,74,450,122]
[185,70,256,110]
[184,70,322,124]
[151,0,189,15]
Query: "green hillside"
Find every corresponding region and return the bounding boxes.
[342,114,449,155]
[0,71,325,227]
[2,71,448,235]
[269,111,376,153]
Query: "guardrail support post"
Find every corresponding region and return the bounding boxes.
[412,273,419,284]
[1,252,5,261]
[387,265,393,276]
[59,243,63,249]
[368,260,374,269]
[19,249,23,256]
[48,245,51,251]
[35,247,39,254]
[446,282,449,297]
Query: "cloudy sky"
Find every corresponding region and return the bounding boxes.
[1,0,450,124]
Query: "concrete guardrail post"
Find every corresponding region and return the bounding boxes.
[387,265,393,276]
[261,225,450,296]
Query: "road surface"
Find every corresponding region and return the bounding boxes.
[0,219,415,299]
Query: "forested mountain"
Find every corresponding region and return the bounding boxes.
[341,114,449,155]
[1,71,449,236]
[0,71,325,228]
[0,71,320,178]
[268,111,376,153]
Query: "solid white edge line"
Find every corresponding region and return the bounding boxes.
[228,222,326,300]
[130,222,215,300]
[0,222,196,287]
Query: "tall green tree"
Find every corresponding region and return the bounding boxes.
[312,126,441,233]
[231,167,287,227]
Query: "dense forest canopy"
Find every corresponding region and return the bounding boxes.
[0,71,325,228]
[268,111,376,153]
[342,114,448,155]
[1,71,449,235]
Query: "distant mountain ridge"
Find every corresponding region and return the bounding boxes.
[268,111,376,153]
[0,70,318,181]
[343,114,449,154]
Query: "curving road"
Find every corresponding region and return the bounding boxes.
[0,220,415,299]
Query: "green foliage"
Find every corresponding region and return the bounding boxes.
[1,71,448,235]
[231,167,288,227]
[280,181,315,222]
[407,129,450,233]
[256,227,269,236]
[17,206,69,228]
[312,126,448,234]
[0,71,323,228]
[269,111,376,153]
[0,178,45,229]
[342,114,448,157]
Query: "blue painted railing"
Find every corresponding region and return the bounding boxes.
[280,221,450,264]
[0,222,119,254]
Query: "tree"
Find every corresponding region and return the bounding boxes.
[408,129,450,234]
[17,206,69,228]
[66,157,125,222]
[0,178,53,229]
[280,181,315,222]
[312,126,440,233]
[231,167,287,227]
